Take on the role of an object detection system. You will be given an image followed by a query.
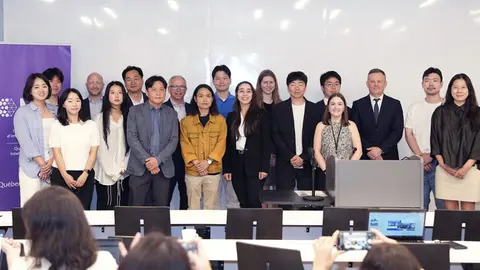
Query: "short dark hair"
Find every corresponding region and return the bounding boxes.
[368,68,386,78]
[320,71,342,86]
[188,84,219,116]
[322,93,350,126]
[22,73,52,102]
[42,67,64,82]
[118,232,191,270]
[286,71,308,85]
[423,67,443,82]
[122,66,144,81]
[57,88,89,125]
[360,243,421,270]
[145,75,168,89]
[212,65,231,79]
[23,186,98,270]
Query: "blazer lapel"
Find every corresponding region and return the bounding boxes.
[302,99,310,141]
[287,99,296,149]
[142,103,152,142]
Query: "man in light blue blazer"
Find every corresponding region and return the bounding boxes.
[127,75,178,206]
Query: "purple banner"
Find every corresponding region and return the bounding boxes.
[0,44,71,210]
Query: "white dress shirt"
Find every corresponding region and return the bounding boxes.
[129,93,145,106]
[370,94,384,111]
[171,100,187,121]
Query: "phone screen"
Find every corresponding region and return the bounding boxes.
[337,231,374,251]
[180,241,197,253]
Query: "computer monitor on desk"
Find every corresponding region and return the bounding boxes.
[325,156,424,209]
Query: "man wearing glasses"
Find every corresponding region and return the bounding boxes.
[164,75,193,209]
[316,71,352,120]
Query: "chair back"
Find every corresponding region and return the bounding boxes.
[226,208,282,239]
[114,206,171,236]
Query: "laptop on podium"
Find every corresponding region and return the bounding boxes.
[368,209,427,242]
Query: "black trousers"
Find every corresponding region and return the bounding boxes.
[276,166,315,191]
[129,170,170,206]
[231,152,264,208]
[96,176,130,210]
[51,167,94,210]
[168,162,188,210]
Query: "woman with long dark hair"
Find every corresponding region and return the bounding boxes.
[431,73,480,210]
[49,88,100,209]
[0,186,117,269]
[223,81,270,208]
[94,81,130,210]
[180,84,226,210]
[14,74,56,206]
[313,93,362,172]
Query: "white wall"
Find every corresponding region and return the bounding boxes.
[4,0,480,158]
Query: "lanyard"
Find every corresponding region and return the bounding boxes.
[331,124,343,154]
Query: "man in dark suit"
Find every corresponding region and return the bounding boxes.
[122,66,149,109]
[126,75,178,206]
[163,75,193,210]
[272,71,321,193]
[122,66,149,205]
[81,72,104,120]
[351,68,404,160]
[316,71,352,120]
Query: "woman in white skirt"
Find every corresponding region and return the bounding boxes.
[431,73,480,210]
[14,73,57,206]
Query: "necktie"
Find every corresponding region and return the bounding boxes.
[373,98,380,123]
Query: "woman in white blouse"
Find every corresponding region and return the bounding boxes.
[49,88,100,210]
[95,81,130,210]
[14,74,57,206]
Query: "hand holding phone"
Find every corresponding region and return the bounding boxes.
[337,231,375,251]
[180,241,198,253]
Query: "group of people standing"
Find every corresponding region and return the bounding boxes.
[13,64,480,211]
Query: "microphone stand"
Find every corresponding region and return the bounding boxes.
[303,147,324,201]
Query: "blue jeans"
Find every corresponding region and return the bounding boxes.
[424,160,444,210]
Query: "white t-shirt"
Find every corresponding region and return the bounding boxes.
[49,120,100,171]
[10,251,118,270]
[404,99,443,153]
[292,103,305,156]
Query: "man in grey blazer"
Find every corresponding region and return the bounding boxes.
[127,75,179,206]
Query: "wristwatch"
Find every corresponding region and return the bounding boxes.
[207,158,213,165]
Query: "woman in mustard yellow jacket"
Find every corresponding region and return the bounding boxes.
[180,84,227,209]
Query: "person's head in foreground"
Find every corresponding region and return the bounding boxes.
[23,186,100,268]
[313,229,422,270]
[360,243,422,270]
[1,186,117,269]
[118,232,211,270]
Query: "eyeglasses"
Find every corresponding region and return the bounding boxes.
[169,85,187,90]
